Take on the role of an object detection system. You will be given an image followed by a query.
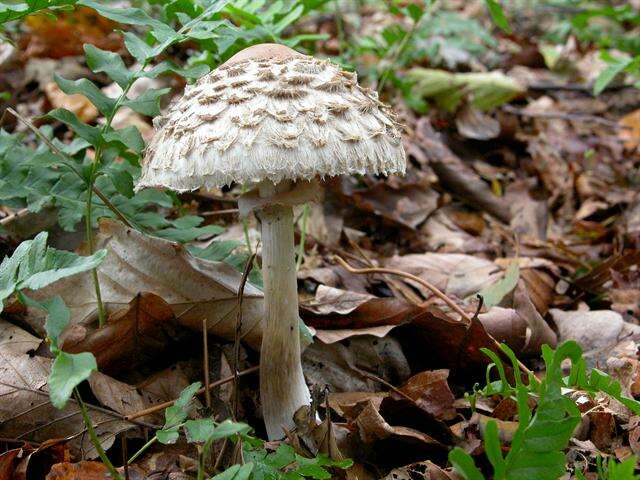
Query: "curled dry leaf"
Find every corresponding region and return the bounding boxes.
[24,219,264,350]
[413,118,512,223]
[354,399,446,468]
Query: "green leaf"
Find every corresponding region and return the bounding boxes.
[123,88,171,117]
[49,351,97,409]
[0,231,106,312]
[184,418,215,443]
[47,108,102,146]
[19,294,69,351]
[210,463,254,480]
[477,260,519,308]
[449,448,486,480]
[483,420,505,478]
[123,32,155,63]
[594,55,633,95]
[188,240,243,262]
[103,126,145,154]
[154,224,224,243]
[163,381,201,429]
[106,169,134,198]
[157,426,180,444]
[84,44,132,89]
[141,61,210,80]
[484,0,511,34]
[54,75,116,117]
[210,419,250,440]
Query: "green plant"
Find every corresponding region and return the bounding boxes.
[451,341,640,480]
[542,2,640,93]
[0,233,120,477]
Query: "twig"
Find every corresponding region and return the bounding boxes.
[233,253,256,420]
[333,255,535,377]
[0,208,29,226]
[124,366,260,421]
[201,208,239,216]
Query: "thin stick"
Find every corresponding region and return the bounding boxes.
[0,208,29,226]
[333,255,534,377]
[203,318,212,409]
[124,366,259,421]
[201,208,240,216]
[233,253,256,420]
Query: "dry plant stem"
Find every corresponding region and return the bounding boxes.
[233,253,256,420]
[74,388,123,480]
[334,256,535,377]
[124,366,260,421]
[259,181,311,440]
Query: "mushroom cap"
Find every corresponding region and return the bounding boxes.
[137,44,406,191]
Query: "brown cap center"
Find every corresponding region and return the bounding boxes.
[221,43,305,67]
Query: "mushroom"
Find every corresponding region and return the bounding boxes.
[136,43,406,439]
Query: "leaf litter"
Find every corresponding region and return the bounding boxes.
[0,1,640,479]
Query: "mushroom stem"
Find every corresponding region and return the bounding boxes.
[258,181,311,439]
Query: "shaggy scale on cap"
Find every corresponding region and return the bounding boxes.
[137,44,406,191]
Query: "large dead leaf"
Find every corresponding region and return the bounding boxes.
[25,220,264,350]
[20,7,122,59]
[0,349,130,458]
[383,253,501,299]
[62,292,179,374]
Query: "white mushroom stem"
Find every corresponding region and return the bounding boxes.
[258,181,311,440]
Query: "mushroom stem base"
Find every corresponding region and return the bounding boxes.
[259,183,310,440]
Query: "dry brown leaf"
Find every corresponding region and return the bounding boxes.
[21,7,122,59]
[62,292,178,374]
[455,105,500,140]
[619,108,640,151]
[384,253,501,299]
[45,461,108,480]
[383,461,461,480]
[0,349,130,458]
[43,82,98,122]
[24,219,264,350]
[395,370,456,422]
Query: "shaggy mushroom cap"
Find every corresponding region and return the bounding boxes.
[137,43,406,191]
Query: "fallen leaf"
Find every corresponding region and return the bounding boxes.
[62,292,179,374]
[45,461,108,480]
[21,7,122,59]
[394,370,456,422]
[0,349,130,458]
[383,461,461,480]
[455,105,500,140]
[44,82,98,123]
[384,253,501,299]
[619,108,640,152]
[24,220,265,350]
